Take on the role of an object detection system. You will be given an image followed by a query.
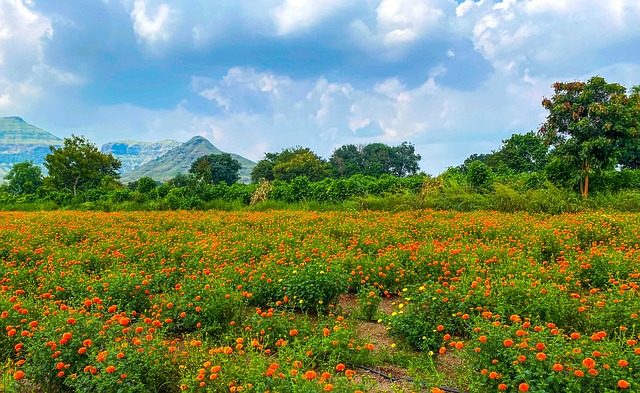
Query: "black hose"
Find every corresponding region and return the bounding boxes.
[352,364,469,393]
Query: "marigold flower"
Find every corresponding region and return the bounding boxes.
[618,380,630,389]
[582,358,596,369]
[518,383,529,392]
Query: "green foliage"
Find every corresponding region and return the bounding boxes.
[189,153,242,185]
[467,160,494,192]
[356,285,381,321]
[492,132,549,173]
[44,135,121,197]
[540,77,640,198]
[274,149,330,182]
[284,261,347,313]
[136,176,157,193]
[3,161,43,195]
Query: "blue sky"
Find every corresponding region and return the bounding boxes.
[1,0,639,174]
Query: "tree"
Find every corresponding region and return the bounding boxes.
[389,141,422,177]
[467,160,493,191]
[617,86,640,169]
[251,147,329,183]
[137,177,158,193]
[189,153,242,185]
[329,144,363,178]
[360,142,421,177]
[44,135,121,197]
[272,149,329,182]
[3,161,43,195]
[540,77,639,199]
[250,152,280,183]
[457,153,492,174]
[492,132,549,174]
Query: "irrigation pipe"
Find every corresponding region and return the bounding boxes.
[352,364,469,393]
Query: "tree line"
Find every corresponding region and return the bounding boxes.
[1,76,639,212]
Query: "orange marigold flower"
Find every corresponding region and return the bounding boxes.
[106,366,116,373]
[582,357,596,369]
[289,329,298,337]
[536,352,547,361]
[518,383,529,392]
[618,380,630,389]
[552,363,563,372]
[503,339,513,347]
[618,360,628,367]
[335,364,345,372]
[14,370,25,380]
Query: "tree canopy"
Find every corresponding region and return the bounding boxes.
[329,142,421,178]
[540,76,640,198]
[44,135,121,197]
[189,153,242,185]
[3,161,43,195]
[251,147,330,183]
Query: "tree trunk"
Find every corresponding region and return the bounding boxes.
[73,176,80,198]
[582,164,590,199]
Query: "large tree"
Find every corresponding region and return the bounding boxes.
[617,86,640,169]
[329,144,364,178]
[330,142,421,178]
[251,147,330,183]
[3,161,43,195]
[44,135,121,197]
[189,153,241,185]
[539,77,639,199]
[492,132,549,174]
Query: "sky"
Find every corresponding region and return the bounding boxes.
[1,0,640,175]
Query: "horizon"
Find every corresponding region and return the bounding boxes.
[1,0,639,175]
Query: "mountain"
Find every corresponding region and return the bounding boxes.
[0,116,63,178]
[101,140,182,174]
[121,136,256,183]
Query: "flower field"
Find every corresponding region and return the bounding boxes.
[0,210,639,392]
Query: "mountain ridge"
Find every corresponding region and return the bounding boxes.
[121,136,256,183]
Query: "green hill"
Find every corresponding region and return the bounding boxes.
[101,140,182,174]
[0,116,63,179]
[121,136,256,183]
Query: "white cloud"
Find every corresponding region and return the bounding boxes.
[0,0,54,113]
[375,0,451,44]
[130,0,173,46]
[185,65,554,173]
[272,0,354,35]
[460,0,640,75]
[0,93,10,108]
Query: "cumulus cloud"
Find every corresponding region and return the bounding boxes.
[460,0,640,75]
[130,0,173,46]
[272,0,355,35]
[375,0,450,44]
[0,0,55,112]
